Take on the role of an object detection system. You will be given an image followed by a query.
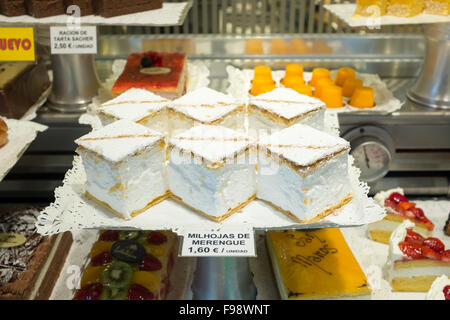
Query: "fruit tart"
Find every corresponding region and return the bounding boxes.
[111,51,187,100]
[368,188,434,244]
[73,230,177,300]
[386,220,450,292]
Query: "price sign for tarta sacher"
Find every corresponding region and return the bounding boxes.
[0,27,35,62]
[180,229,256,257]
[50,26,97,54]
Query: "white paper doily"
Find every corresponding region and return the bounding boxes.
[0,118,48,181]
[226,65,403,114]
[325,3,450,27]
[36,149,385,237]
[79,59,211,130]
[0,1,192,26]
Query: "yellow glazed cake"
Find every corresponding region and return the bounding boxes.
[355,0,387,16]
[387,0,424,17]
[423,0,449,15]
[266,228,371,300]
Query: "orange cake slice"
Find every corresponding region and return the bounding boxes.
[386,220,450,292]
[387,0,424,17]
[423,0,449,15]
[266,228,371,300]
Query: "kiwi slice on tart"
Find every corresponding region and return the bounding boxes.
[100,286,129,300]
[100,261,133,289]
[119,230,143,241]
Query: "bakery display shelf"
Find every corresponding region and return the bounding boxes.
[0,1,192,26]
[49,229,195,300]
[226,65,403,114]
[0,117,47,181]
[324,3,450,27]
[250,199,450,300]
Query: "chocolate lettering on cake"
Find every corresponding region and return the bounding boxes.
[111,240,146,263]
[287,232,338,275]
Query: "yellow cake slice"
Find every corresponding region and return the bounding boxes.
[387,0,424,17]
[355,0,387,16]
[423,0,449,15]
[266,228,371,300]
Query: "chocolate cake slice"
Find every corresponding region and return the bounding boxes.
[0,0,27,16]
[0,207,73,300]
[93,0,162,18]
[25,0,65,17]
[0,60,50,119]
[64,0,93,16]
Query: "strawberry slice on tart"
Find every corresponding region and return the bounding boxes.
[368,188,434,244]
[386,220,450,292]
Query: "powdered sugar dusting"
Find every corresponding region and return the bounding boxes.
[171,87,241,122]
[250,88,325,120]
[99,89,168,122]
[169,124,253,163]
[260,123,350,167]
[75,120,163,163]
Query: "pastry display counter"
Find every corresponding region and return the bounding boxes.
[0,3,449,303]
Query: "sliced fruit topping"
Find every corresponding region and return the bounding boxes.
[73,283,103,300]
[404,229,424,245]
[147,231,168,245]
[90,252,113,266]
[423,237,445,254]
[441,250,450,262]
[443,285,450,301]
[128,284,156,300]
[140,254,162,271]
[90,241,114,258]
[119,230,143,241]
[131,271,160,292]
[111,239,147,263]
[384,199,397,211]
[80,266,104,288]
[398,241,423,259]
[421,246,441,260]
[144,244,165,257]
[99,230,120,241]
[398,202,416,212]
[100,261,133,289]
[388,192,408,204]
[100,286,129,300]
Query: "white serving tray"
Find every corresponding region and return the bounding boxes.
[0,1,192,26]
[35,150,385,237]
[324,3,450,27]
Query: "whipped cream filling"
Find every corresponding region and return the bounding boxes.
[257,150,351,221]
[426,275,450,300]
[168,148,256,217]
[392,266,450,279]
[368,218,432,237]
[80,142,168,219]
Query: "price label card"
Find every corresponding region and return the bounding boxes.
[180,230,256,257]
[0,27,35,62]
[50,26,97,54]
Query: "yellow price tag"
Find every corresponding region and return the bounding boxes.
[0,27,35,62]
